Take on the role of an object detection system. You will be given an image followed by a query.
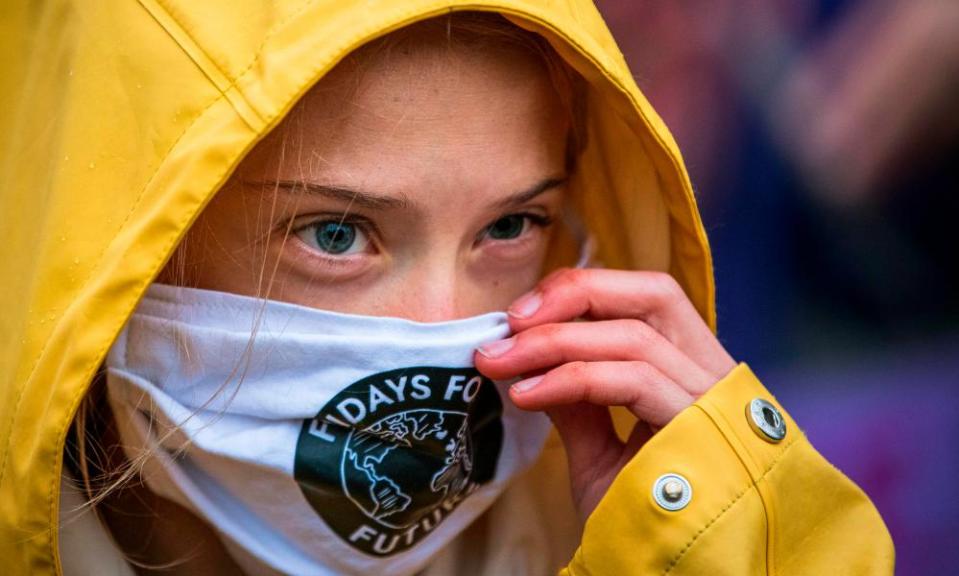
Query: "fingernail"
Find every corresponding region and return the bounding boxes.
[511,375,543,393]
[508,290,542,319]
[477,336,515,359]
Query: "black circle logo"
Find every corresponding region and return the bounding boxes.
[294,367,503,556]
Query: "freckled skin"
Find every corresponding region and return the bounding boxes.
[112,26,575,572]
[103,19,744,572]
[160,32,571,321]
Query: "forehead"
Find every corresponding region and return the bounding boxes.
[236,31,570,196]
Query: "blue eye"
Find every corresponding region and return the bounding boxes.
[296,220,369,256]
[486,215,528,240]
[315,222,355,254]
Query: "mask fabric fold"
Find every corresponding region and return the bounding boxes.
[105,238,594,575]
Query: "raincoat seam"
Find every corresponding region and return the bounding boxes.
[148,0,234,89]
[693,392,790,574]
[499,4,676,290]
[0,23,241,500]
[707,393,785,574]
[499,6,714,320]
[514,2,714,314]
[139,0,320,129]
[12,1,317,557]
[690,403,759,481]
[220,3,586,158]
[214,0,319,89]
[30,92,235,572]
[231,0,318,86]
[26,5,512,549]
[661,436,799,575]
[147,0,715,337]
[232,3,484,131]
[11,5,710,572]
[43,96,244,572]
[586,71,714,330]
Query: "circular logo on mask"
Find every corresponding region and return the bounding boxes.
[294,367,503,556]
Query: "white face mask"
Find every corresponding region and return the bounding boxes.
[105,239,594,576]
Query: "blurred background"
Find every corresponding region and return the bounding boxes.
[594,0,959,573]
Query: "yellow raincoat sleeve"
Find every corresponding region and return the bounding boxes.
[561,363,895,575]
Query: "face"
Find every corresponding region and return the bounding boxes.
[161,32,572,321]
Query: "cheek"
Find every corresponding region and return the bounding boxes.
[158,190,279,295]
[275,249,549,320]
[467,249,548,312]
[378,271,542,319]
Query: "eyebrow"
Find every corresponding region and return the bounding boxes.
[245,176,567,211]
[490,176,568,209]
[244,179,412,210]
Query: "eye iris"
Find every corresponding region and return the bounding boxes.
[315,222,356,254]
[488,215,525,240]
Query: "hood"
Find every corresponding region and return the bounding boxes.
[0,1,714,572]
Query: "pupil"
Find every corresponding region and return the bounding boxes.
[489,215,525,240]
[316,222,355,254]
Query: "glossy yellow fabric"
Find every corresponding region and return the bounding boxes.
[562,364,894,575]
[0,1,892,574]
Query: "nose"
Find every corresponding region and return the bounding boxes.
[394,258,465,323]
[399,281,461,323]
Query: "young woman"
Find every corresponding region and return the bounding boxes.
[0,2,892,575]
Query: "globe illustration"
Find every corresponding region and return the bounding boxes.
[342,409,473,529]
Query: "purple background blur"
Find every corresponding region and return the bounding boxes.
[595,1,959,574]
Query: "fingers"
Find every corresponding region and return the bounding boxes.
[505,268,737,380]
[507,360,694,428]
[475,319,715,395]
[507,268,691,328]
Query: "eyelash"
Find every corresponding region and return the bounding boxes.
[292,211,555,258]
[477,212,554,243]
[512,212,554,229]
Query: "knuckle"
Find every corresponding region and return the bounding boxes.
[516,325,557,359]
[615,318,659,352]
[625,361,656,404]
[551,267,589,292]
[536,323,568,347]
[628,360,656,382]
[564,266,590,284]
[650,272,685,306]
[510,330,538,358]
[536,267,573,293]
[548,361,591,403]
[622,318,652,340]
[536,268,596,314]
[580,380,595,404]
[573,363,597,402]
[561,360,591,381]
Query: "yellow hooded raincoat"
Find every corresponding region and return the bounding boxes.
[0,1,894,574]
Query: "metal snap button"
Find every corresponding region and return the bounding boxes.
[746,398,786,443]
[652,473,692,511]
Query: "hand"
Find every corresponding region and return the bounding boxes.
[474,268,737,522]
